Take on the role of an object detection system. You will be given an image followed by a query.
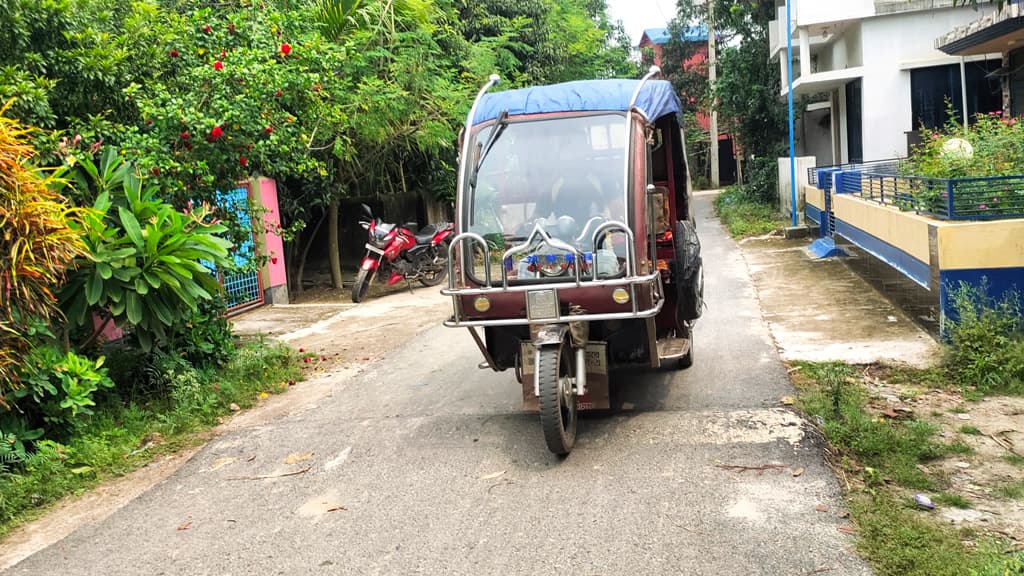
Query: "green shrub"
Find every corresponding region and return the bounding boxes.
[907,106,1024,180]
[745,156,779,205]
[713,185,783,239]
[60,148,233,352]
[946,281,1024,395]
[166,296,237,369]
[10,345,114,433]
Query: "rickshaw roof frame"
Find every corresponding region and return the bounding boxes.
[471,79,684,127]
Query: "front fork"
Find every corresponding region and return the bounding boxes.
[531,323,588,398]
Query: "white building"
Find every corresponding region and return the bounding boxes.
[770,0,1004,165]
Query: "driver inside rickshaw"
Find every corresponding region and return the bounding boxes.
[530,128,611,226]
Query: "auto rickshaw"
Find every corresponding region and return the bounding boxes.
[442,67,704,455]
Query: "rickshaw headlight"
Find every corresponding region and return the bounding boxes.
[473,296,491,312]
[612,288,630,304]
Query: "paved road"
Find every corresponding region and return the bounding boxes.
[6,195,872,576]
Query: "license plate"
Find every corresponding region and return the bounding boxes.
[364,244,385,255]
[527,289,558,320]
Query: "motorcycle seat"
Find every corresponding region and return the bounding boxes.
[414,224,437,245]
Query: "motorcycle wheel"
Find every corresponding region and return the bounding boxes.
[418,243,450,287]
[537,340,577,456]
[351,268,373,303]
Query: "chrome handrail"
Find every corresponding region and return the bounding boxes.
[446,232,491,291]
[455,74,501,256]
[591,220,636,280]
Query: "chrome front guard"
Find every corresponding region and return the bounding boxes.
[440,221,665,328]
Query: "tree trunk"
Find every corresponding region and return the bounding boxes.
[295,211,327,294]
[328,200,343,289]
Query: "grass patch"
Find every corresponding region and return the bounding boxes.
[934,492,972,509]
[851,493,1022,576]
[792,362,952,489]
[1003,453,1024,467]
[960,425,982,435]
[0,340,301,538]
[996,481,1024,500]
[713,185,785,239]
[792,362,1024,576]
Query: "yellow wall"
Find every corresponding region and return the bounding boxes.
[937,219,1024,270]
[832,194,931,264]
[804,185,825,210]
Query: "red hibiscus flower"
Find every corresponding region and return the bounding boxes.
[214,60,224,70]
[208,126,224,142]
[274,90,283,98]
[180,131,190,140]
[220,49,227,59]
[280,43,292,56]
[265,125,273,134]
[203,24,212,34]
[169,49,180,58]
[239,156,248,166]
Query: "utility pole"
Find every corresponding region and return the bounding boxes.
[708,0,720,189]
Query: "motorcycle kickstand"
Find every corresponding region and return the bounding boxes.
[404,277,415,294]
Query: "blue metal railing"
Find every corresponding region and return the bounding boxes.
[809,159,1024,221]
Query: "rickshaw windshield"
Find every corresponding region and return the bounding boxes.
[467,113,628,247]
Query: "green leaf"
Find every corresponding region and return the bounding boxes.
[143,271,162,288]
[134,277,149,295]
[118,207,144,248]
[126,292,142,324]
[137,329,153,352]
[96,262,113,280]
[86,271,103,305]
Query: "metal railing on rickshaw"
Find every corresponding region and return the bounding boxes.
[441,221,665,328]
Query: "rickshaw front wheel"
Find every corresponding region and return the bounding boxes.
[537,341,577,455]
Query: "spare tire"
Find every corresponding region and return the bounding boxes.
[673,220,703,322]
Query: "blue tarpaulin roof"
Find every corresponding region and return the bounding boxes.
[641,25,709,45]
[472,79,683,126]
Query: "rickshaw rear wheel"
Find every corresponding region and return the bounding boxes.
[537,341,577,456]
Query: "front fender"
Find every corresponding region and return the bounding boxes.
[360,256,381,271]
[532,324,569,347]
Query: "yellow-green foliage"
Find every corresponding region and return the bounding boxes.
[0,102,83,396]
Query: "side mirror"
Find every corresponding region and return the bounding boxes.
[360,203,373,220]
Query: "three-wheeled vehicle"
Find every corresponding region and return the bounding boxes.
[442,67,704,455]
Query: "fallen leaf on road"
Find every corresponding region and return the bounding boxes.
[284,452,314,465]
[792,467,805,477]
[881,408,900,419]
[326,506,347,512]
[838,525,858,535]
[781,396,795,406]
[479,471,505,480]
[815,503,828,512]
[177,521,193,531]
[229,403,240,411]
[208,458,236,472]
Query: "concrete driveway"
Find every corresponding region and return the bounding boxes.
[4,194,871,576]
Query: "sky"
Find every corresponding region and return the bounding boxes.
[606,0,678,47]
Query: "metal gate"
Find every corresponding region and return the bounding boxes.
[215,185,264,313]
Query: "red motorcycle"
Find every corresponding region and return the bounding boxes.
[352,204,454,303]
